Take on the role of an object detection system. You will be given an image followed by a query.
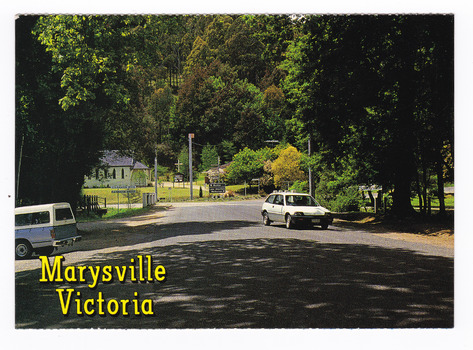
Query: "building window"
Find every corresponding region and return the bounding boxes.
[112,169,116,179]
[122,169,125,179]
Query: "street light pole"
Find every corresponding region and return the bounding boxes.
[189,133,194,200]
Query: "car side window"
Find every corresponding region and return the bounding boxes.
[265,195,275,204]
[274,195,283,205]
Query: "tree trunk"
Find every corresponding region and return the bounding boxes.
[436,150,446,216]
[422,165,428,216]
[388,17,419,218]
[415,174,423,214]
[391,169,416,217]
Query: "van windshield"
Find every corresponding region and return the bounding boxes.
[285,195,319,207]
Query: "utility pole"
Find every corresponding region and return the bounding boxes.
[154,145,158,202]
[308,135,312,197]
[16,135,25,204]
[189,133,194,200]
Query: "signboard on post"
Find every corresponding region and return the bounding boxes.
[209,183,226,194]
[174,173,184,182]
[111,186,137,211]
[111,189,136,193]
[111,186,137,194]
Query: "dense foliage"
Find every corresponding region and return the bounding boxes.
[16,14,453,216]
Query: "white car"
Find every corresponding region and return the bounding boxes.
[261,191,333,229]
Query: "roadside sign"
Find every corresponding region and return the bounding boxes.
[111,186,136,211]
[111,186,137,194]
[174,173,184,182]
[209,183,226,194]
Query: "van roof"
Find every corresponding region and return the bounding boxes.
[14,202,72,214]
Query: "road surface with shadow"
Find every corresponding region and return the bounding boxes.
[15,200,453,329]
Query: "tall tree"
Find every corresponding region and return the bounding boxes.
[16,16,105,207]
[272,145,306,188]
[282,15,453,217]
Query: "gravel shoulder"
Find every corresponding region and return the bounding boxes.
[333,212,454,249]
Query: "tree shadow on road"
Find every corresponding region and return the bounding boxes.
[67,217,262,253]
[16,238,453,329]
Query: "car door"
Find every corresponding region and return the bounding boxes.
[269,194,285,222]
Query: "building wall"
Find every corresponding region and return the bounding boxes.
[83,167,151,188]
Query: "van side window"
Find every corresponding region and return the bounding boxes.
[55,208,74,221]
[15,211,50,226]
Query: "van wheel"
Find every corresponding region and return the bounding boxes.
[37,246,54,256]
[15,240,33,260]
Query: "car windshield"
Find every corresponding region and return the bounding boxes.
[285,195,319,207]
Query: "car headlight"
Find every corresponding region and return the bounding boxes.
[294,212,304,216]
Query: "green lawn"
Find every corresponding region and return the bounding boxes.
[82,185,207,204]
[81,178,261,204]
[411,194,454,208]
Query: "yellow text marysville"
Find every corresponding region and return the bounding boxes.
[39,255,166,316]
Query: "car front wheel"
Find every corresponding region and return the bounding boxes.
[262,212,271,226]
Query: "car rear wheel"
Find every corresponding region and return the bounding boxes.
[262,212,271,226]
[15,240,33,260]
[285,214,293,229]
[321,222,329,230]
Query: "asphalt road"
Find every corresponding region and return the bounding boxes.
[15,199,453,329]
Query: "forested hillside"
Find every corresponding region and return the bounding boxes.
[15,14,453,216]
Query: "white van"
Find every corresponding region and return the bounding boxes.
[15,203,81,259]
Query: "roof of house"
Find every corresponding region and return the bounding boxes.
[205,162,233,175]
[100,150,150,170]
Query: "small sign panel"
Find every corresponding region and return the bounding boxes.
[209,183,226,194]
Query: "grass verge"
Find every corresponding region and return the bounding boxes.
[76,206,159,222]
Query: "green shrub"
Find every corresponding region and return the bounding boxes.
[313,169,361,212]
[329,186,361,212]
